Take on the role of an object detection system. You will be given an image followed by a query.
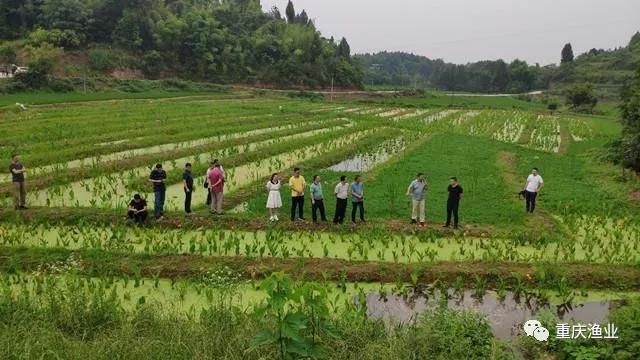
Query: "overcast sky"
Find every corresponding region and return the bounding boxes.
[260,0,640,65]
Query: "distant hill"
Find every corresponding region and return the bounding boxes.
[355,32,640,97]
[0,0,363,92]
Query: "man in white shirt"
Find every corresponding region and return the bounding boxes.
[333,175,349,224]
[523,168,544,213]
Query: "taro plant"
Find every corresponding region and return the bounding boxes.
[250,272,333,359]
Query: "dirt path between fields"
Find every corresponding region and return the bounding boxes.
[496,151,560,234]
[2,247,638,290]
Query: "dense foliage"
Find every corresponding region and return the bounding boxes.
[610,68,640,173]
[356,32,640,94]
[0,0,363,88]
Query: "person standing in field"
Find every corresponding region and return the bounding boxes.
[266,173,282,222]
[205,161,215,206]
[310,175,327,223]
[289,167,306,221]
[149,163,166,219]
[333,175,349,224]
[127,194,148,223]
[406,172,427,226]
[208,162,225,215]
[9,154,27,210]
[182,163,194,214]
[351,175,365,224]
[523,168,544,213]
[445,177,464,229]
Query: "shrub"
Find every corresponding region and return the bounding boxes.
[396,308,504,360]
[27,28,83,49]
[0,42,17,64]
[88,48,122,72]
[142,50,164,79]
[565,83,598,112]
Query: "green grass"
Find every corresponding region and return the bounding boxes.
[0,90,231,108]
[358,91,548,110]
[245,133,524,226]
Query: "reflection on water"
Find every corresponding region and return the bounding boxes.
[327,138,405,172]
[365,290,619,339]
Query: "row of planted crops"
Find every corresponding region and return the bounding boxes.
[0,93,638,359]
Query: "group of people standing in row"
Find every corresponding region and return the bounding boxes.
[267,168,365,224]
[265,168,460,227]
[7,153,543,227]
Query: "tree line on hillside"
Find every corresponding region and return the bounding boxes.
[356,32,640,94]
[0,0,362,88]
[610,67,640,175]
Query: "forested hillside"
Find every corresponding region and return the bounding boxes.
[356,32,640,94]
[0,0,363,89]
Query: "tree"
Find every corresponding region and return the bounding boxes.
[565,83,597,112]
[285,0,295,24]
[40,0,93,33]
[0,42,17,64]
[609,68,640,173]
[337,37,350,59]
[561,43,574,64]
[13,42,63,88]
[297,10,309,25]
[142,50,164,78]
[269,6,281,20]
[630,32,640,51]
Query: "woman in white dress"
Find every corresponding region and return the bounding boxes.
[266,173,282,221]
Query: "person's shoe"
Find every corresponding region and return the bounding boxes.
[410,219,417,224]
[19,206,28,210]
[453,225,459,230]
[419,222,425,227]
[443,224,450,228]
[296,217,305,222]
[274,215,279,221]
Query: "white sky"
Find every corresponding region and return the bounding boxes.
[260,0,640,65]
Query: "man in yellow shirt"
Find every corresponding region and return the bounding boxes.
[289,167,306,221]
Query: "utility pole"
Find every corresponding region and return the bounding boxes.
[330,75,334,101]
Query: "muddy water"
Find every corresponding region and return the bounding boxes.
[365,290,617,339]
[327,137,406,172]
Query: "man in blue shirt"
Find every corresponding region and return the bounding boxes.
[406,172,427,226]
[310,175,327,223]
[350,175,365,223]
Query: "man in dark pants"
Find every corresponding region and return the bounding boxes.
[149,163,167,219]
[333,175,349,224]
[523,168,544,213]
[289,167,306,221]
[444,177,463,229]
[127,194,148,223]
[351,175,365,223]
[183,163,194,214]
[310,175,327,223]
[9,154,27,210]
